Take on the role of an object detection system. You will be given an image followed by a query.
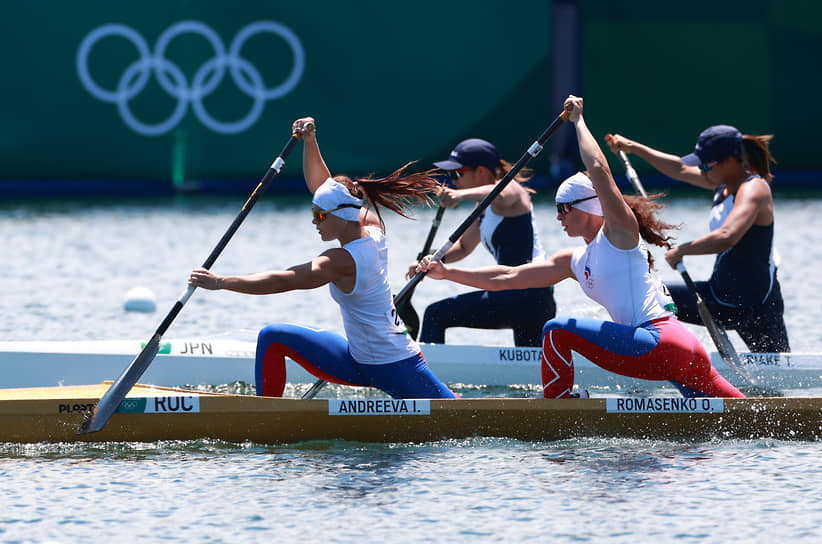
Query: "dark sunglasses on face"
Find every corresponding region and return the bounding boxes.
[312,203,362,223]
[699,160,719,173]
[447,167,473,181]
[556,195,598,215]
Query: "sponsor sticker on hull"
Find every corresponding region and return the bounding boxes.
[606,397,724,413]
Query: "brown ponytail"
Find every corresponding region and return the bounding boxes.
[496,159,536,194]
[624,193,679,269]
[742,134,776,183]
[334,162,441,228]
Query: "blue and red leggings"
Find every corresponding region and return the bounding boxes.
[254,323,456,399]
[541,316,744,398]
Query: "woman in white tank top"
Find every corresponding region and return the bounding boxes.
[419,96,744,399]
[188,117,456,400]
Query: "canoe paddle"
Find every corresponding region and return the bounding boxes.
[302,107,572,399]
[675,261,772,394]
[396,205,446,340]
[604,134,648,197]
[78,129,306,434]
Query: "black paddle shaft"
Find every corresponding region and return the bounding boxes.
[78,132,303,434]
[393,110,570,306]
[302,109,571,400]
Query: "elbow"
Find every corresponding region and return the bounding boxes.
[588,158,612,180]
[714,229,740,252]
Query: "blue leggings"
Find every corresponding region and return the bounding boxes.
[255,323,456,399]
[420,286,556,347]
[666,279,790,353]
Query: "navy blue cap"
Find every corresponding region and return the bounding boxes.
[434,138,500,171]
[681,125,743,167]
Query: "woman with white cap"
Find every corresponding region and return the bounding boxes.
[189,117,456,400]
[409,137,556,347]
[606,125,789,353]
[418,96,744,399]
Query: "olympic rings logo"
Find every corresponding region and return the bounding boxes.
[76,20,305,136]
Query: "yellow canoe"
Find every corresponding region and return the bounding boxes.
[0,383,819,443]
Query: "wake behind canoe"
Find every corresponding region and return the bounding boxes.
[0,382,820,443]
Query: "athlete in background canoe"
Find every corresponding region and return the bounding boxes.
[606,126,790,353]
[418,95,744,399]
[189,117,456,400]
[407,138,556,347]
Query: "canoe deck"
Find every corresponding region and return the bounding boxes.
[0,383,819,443]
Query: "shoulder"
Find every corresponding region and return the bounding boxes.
[735,175,772,203]
[318,247,356,268]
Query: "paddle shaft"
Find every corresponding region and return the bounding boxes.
[417,205,446,261]
[395,109,571,304]
[395,206,446,340]
[399,205,446,304]
[302,109,571,399]
[617,150,648,198]
[675,261,760,387]
[79,132,304,434]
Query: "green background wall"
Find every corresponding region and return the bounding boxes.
[1,1,819,193]
[0,1,552,190]
[580,0,821,175]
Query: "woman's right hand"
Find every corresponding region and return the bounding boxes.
[436,186,462,208]
[292,117,316,140]
[405,261,420,280]
[604,133,634,154]
[416,255,447,280]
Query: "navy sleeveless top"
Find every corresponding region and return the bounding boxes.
[478,208,546,266]
[708,178,776,307]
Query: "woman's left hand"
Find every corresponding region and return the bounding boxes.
[416,255,447,280]
[563,95,583,123]
[664,247,683,269]
[188,268,222,290]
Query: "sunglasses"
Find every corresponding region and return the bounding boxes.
[698,160,719,173]
[447,167,473,181]
[556,195,598,215]
[312,204,361,223]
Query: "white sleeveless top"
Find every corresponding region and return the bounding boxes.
[329,226,420,364]
[570,229,675,327]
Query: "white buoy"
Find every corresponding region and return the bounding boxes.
[124,286,157,313]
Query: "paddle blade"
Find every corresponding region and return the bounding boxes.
[396,294,420,340]
[77,334,161,434]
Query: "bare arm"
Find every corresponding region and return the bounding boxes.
[438,181,530,216]
[605,133,712,190]
[292,117,332,194]
[189,248,355,294]
[665,178,772,267]
[405,222,481,279]
[418,247,576,291]
[566,96,638,249]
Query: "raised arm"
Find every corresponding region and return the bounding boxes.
[292,117,332,194]
[565,95,638,249]
[605,133,712,190]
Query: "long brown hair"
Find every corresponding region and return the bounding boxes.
[334,162,441,228]
[741,134,776,182]
[624,193,678,269]
[496,159,535,194]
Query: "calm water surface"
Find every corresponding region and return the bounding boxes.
[2,192,822,542]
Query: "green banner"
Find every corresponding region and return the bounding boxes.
[0,1,552,188]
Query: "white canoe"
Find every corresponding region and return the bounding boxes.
[1,382,820,443]
[0,336,819,391]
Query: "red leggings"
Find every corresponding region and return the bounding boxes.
[541,316,744,398]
